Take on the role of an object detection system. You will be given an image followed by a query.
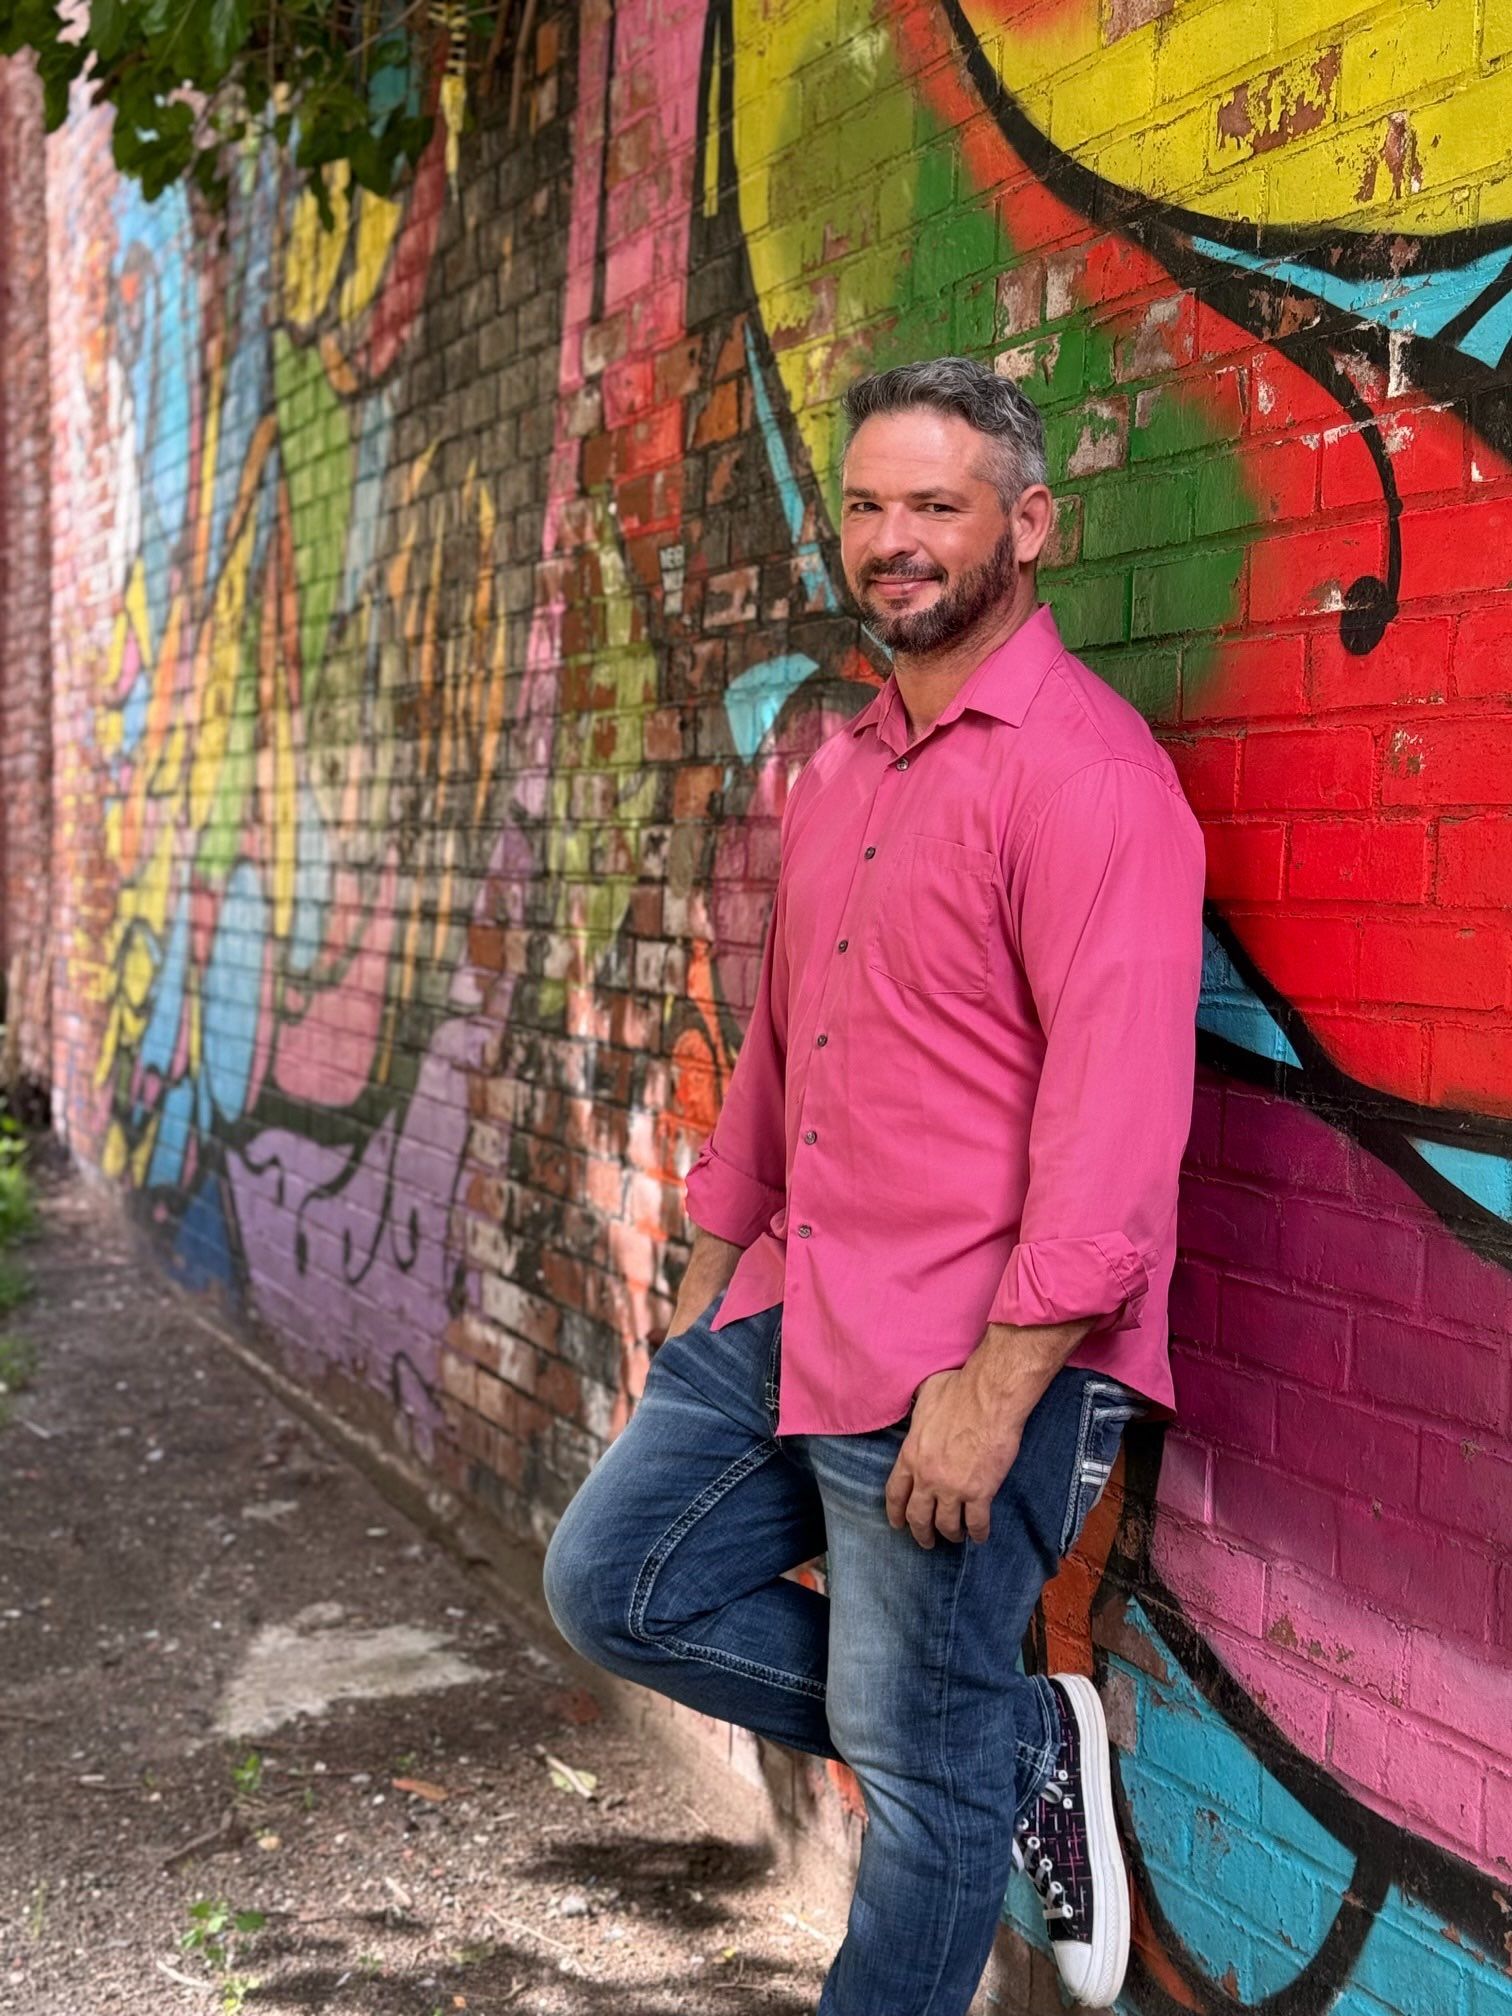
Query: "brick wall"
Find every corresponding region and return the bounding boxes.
[0,59,53,1096]
[22,3,1512,2010]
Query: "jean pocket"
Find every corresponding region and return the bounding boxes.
[1058,1377,1142,1556]
[762,1313,783,1428]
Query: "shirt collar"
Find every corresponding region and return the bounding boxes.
[849,603,1065,753]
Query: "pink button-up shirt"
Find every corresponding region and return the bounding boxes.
[684,605,1205,1433]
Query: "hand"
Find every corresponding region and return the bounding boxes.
[884,1318,1098,1547]
[884,1365,1025,1548]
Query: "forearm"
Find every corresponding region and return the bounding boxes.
[961,1316,1097,1429]
[669,1225,744,1331]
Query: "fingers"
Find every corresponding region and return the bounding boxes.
[886,1451,984,1549]
[905,1485,938,1549]
[884,1453,912,1531]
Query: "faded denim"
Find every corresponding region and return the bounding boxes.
[543,1294,1138,2016]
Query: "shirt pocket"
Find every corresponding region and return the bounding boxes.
[866,833,998,997]
[1058,1377,1143,1557]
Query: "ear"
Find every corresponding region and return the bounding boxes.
[1010,484,1054,568]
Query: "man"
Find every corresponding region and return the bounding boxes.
[545,357,1205,2013]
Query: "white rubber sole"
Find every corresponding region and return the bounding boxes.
[1051,1673,1131,2009]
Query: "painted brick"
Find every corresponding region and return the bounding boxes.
[1222,1088,1358,1195]
[1288,819,1431,904]
[1220,1276,1348,1389]
[31,12,1512,2007]
[1239,727,1376,811]
[1263,1561,1407,1705]
[1212,1450,1338,1574]
[1276,1389,1421,1514]
[1437,815,1512,910]
[1419,1434,1512,1551]
[1150,1518,1269,1637]
[1183,633,1308,722]
[1248,523,1386,624]
[1381,717,1512,809]
[1336,1500,1494,1641]
[1278,1199,1424,1306]
[1352,1313,1509,1433]
[1168,1347,1278,1460]
[1307,618,1454,713]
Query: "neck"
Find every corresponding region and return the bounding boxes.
[892,583,1038,741]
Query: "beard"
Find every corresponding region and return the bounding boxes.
[855,526,1018,655]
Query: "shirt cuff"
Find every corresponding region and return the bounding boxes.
[987,1232,1149,1331]
[684,1141,785,1249]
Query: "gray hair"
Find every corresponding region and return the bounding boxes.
[841,356,1049,506]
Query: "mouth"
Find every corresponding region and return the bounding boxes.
[867,575,941,603]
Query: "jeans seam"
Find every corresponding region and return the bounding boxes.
[919,1540,972,2016]
[1013,1679,1060,1822]
[1060,1382,1099,1555]
[659,1634,827,1700]
[627,1441,828,1702]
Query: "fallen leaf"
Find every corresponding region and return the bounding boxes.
[546,1686,602,1727]
[392,1777,451,1803]
[256,1832,281,1851]
[543,1755,598,1800]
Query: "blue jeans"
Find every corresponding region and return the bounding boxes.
[543,1295,1139,2016]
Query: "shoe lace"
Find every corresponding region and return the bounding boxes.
[1015,1775,1076,1924]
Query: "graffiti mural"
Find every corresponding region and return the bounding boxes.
[530,0,1512,2006]
[44,0,1511,2008]
[50,63,528,1451]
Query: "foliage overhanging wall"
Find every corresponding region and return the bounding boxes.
[38,4,1512,2010]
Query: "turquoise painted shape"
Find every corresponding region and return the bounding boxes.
[744,322,839,614]
[1408,1136,1512,1223]
[1331,1879,1511,2016]
[122,671,149,759]
[145,1077,195,1191]
[1198,927,1300,1067]
[203,859,268,1123]
[174,1180,236,1288]
[1193,238,1512,369]
[136,900,187,1084]
[723,653,819,764]
[289,785,333,978]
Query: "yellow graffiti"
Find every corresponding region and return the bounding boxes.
[732,0,918,500]
[540,499,659,1027]
[959,0,1502,234]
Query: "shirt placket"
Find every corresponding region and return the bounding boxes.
[783,730,923,1283]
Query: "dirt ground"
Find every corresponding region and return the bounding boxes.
[0,1169,847,2015]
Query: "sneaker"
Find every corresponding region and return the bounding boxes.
[1012,1673,1130,2007]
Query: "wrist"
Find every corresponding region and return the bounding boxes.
[971,1318,1094,1417]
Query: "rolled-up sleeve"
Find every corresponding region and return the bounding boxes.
[683,863,791,1249]
[988,758,1205,1332]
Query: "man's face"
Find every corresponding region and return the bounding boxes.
[840,408,1031,654]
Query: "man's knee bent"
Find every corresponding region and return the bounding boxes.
[542,1489,639,1669]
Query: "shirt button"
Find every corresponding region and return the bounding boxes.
[896,756,909,771]
[864,846,876,859]
[837,939,848,953]
[816,1033,828,1047]
[797,1224,812,1238]
[803,1129,817,1145]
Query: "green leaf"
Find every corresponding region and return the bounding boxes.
[88,0,127,60]
[207,0,250,72]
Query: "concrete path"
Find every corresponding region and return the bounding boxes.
[0,1171,839,2014]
